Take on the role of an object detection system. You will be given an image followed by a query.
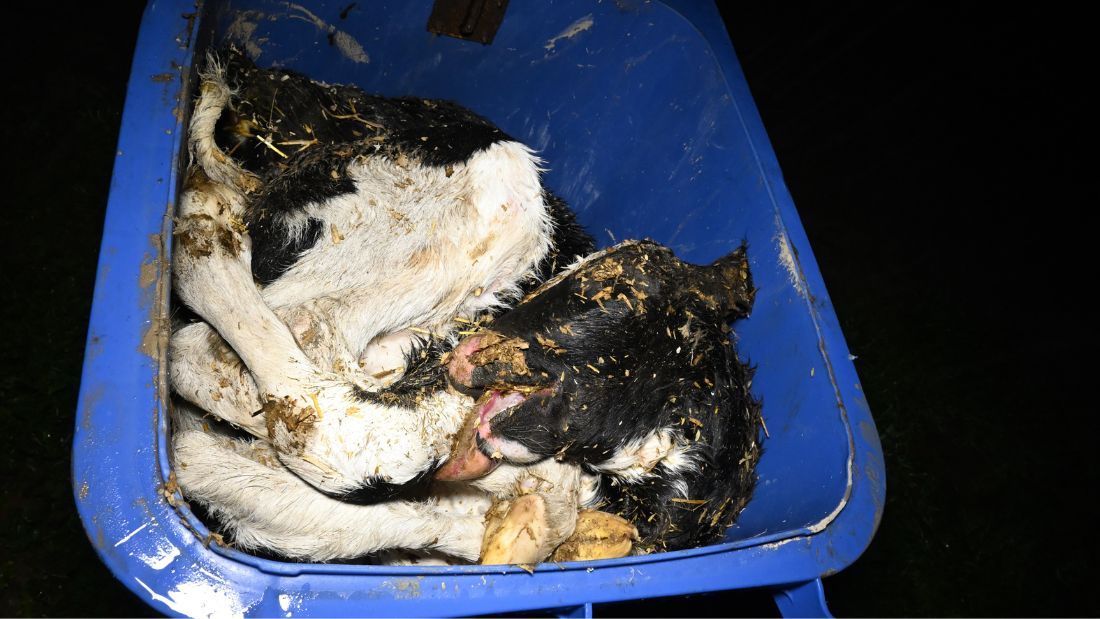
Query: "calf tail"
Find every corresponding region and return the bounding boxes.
[188,54,260,195]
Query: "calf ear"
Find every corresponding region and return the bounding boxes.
[705,244,755,320]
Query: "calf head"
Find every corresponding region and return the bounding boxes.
[442,239,756,477]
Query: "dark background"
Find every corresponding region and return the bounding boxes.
[0,2,1092,617]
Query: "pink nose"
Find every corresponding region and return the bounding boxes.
[447,334,485,387]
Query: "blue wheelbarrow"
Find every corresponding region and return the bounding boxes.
[73,1,885,615]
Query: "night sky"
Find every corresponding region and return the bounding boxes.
[0,2,1091,617]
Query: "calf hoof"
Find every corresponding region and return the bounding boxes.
[550,510,638,562]
[480,494,551,565]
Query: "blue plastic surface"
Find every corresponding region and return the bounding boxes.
[773,579,832,618]
[73,1,885,616]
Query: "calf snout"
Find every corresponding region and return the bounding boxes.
[434,393,502,481]
[446,334,487,388]
[447,331,552,393]
[435,389,542,481]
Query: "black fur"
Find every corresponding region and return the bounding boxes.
[452,240,762,550]
[217,48,510,176]
[249,215,325,285]
[352,338,450,410]
[335,465,440,505]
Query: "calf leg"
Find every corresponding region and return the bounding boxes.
[169,303,372,440]
[172,171,317,388]
[169,321,266,437]
[171,401,485,562]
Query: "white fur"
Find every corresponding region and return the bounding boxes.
[260,139,554,354]
[589,428,697,499]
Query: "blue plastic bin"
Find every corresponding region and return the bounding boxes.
[73,1,885,616]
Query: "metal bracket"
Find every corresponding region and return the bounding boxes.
[427,0,510,45]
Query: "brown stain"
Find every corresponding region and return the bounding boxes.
[139,255,157,289]
[78,481,90,501]
[139,230,169,361]
[81,383,104,431]
[859,419,879,447]
[405,244,437,270]
[203,531,227,548]
[160,471,182,508]
[386,207,414,235]
[263,395,318,446]
[589,286,614,304]
[134,496,156,520]
[466,231,498,261]
[184,166,217,192]
[173,229,211,257]
[238,173,261,195]
[296,319,321,348]
[205,328,241,368]
[468,331,530,377]
[173,213,216,258]
[151,72,174,83]
[692,287,720,310]
[216,226,243,257]
[140,313,167,360]
[140,213,173,477]
[187,161,259,199]
[232,118,259,138]
[163,471,180,495]
[534,333,565,355]
[249,444,282,469]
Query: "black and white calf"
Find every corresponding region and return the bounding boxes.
[170,49,591,503]
[169,50,761,563]
[172,239,762,561]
